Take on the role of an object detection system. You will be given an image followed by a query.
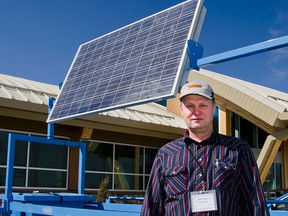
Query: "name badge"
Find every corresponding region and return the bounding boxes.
[191,189,218,213]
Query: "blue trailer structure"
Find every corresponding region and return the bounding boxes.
[0,132,143,215]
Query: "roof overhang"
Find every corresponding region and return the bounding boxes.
[188,69,288,132]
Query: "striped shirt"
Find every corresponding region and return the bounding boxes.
[141,131,269,216]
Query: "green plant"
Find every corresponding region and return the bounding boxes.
[96,176,110,202]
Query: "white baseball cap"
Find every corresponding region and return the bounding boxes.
[179,80,215,101]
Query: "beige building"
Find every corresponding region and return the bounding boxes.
[0,69,287,195]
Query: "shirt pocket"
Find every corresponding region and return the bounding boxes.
[213,159,237,190]
[164,165,188,197]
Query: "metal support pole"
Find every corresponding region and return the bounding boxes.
[47,97,55,139]
[78,142,86,194]
[3,133,16,215]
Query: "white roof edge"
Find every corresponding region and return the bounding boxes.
[0,73,60,95]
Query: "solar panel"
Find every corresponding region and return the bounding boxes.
[47,0,204,123]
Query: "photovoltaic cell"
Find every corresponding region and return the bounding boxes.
[47,0,204,123]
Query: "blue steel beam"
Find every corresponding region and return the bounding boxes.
[9,202,141,215]
[188,35,288,69]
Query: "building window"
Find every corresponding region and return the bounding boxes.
[0,130,69,190]
[86,142,113,172]
[28,170,67,188]
[263,163,282,192]
[115,145,143,174]
[241,117,257,148]
[85,173,113,189]
[213,106,219,131]
[28,141,68,188]
[257,128,267,149]
[231,113,268,149]
[144,148,158,174]
[84,140,158,192]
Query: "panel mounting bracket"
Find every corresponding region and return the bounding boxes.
[187,40,204,71]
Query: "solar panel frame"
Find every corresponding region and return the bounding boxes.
[47,0,205,123]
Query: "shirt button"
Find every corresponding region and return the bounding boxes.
[199,158,202,162]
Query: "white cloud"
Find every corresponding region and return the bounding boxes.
[275,9,288,23]
[269,47,288,62]
[268,27,286,37]
[269,67,287,81]
[264,47,288,81]
[268,7,288,37]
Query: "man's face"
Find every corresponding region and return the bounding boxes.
[180,94,216,134]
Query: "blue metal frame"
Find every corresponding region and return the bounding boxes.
[188,35,288,69]
[1,133,87,215]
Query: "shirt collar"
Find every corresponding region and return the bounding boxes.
[184,130,218,146]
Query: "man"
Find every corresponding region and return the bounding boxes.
[141,80,269,215]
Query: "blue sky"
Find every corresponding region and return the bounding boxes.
[0,0,287,92]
